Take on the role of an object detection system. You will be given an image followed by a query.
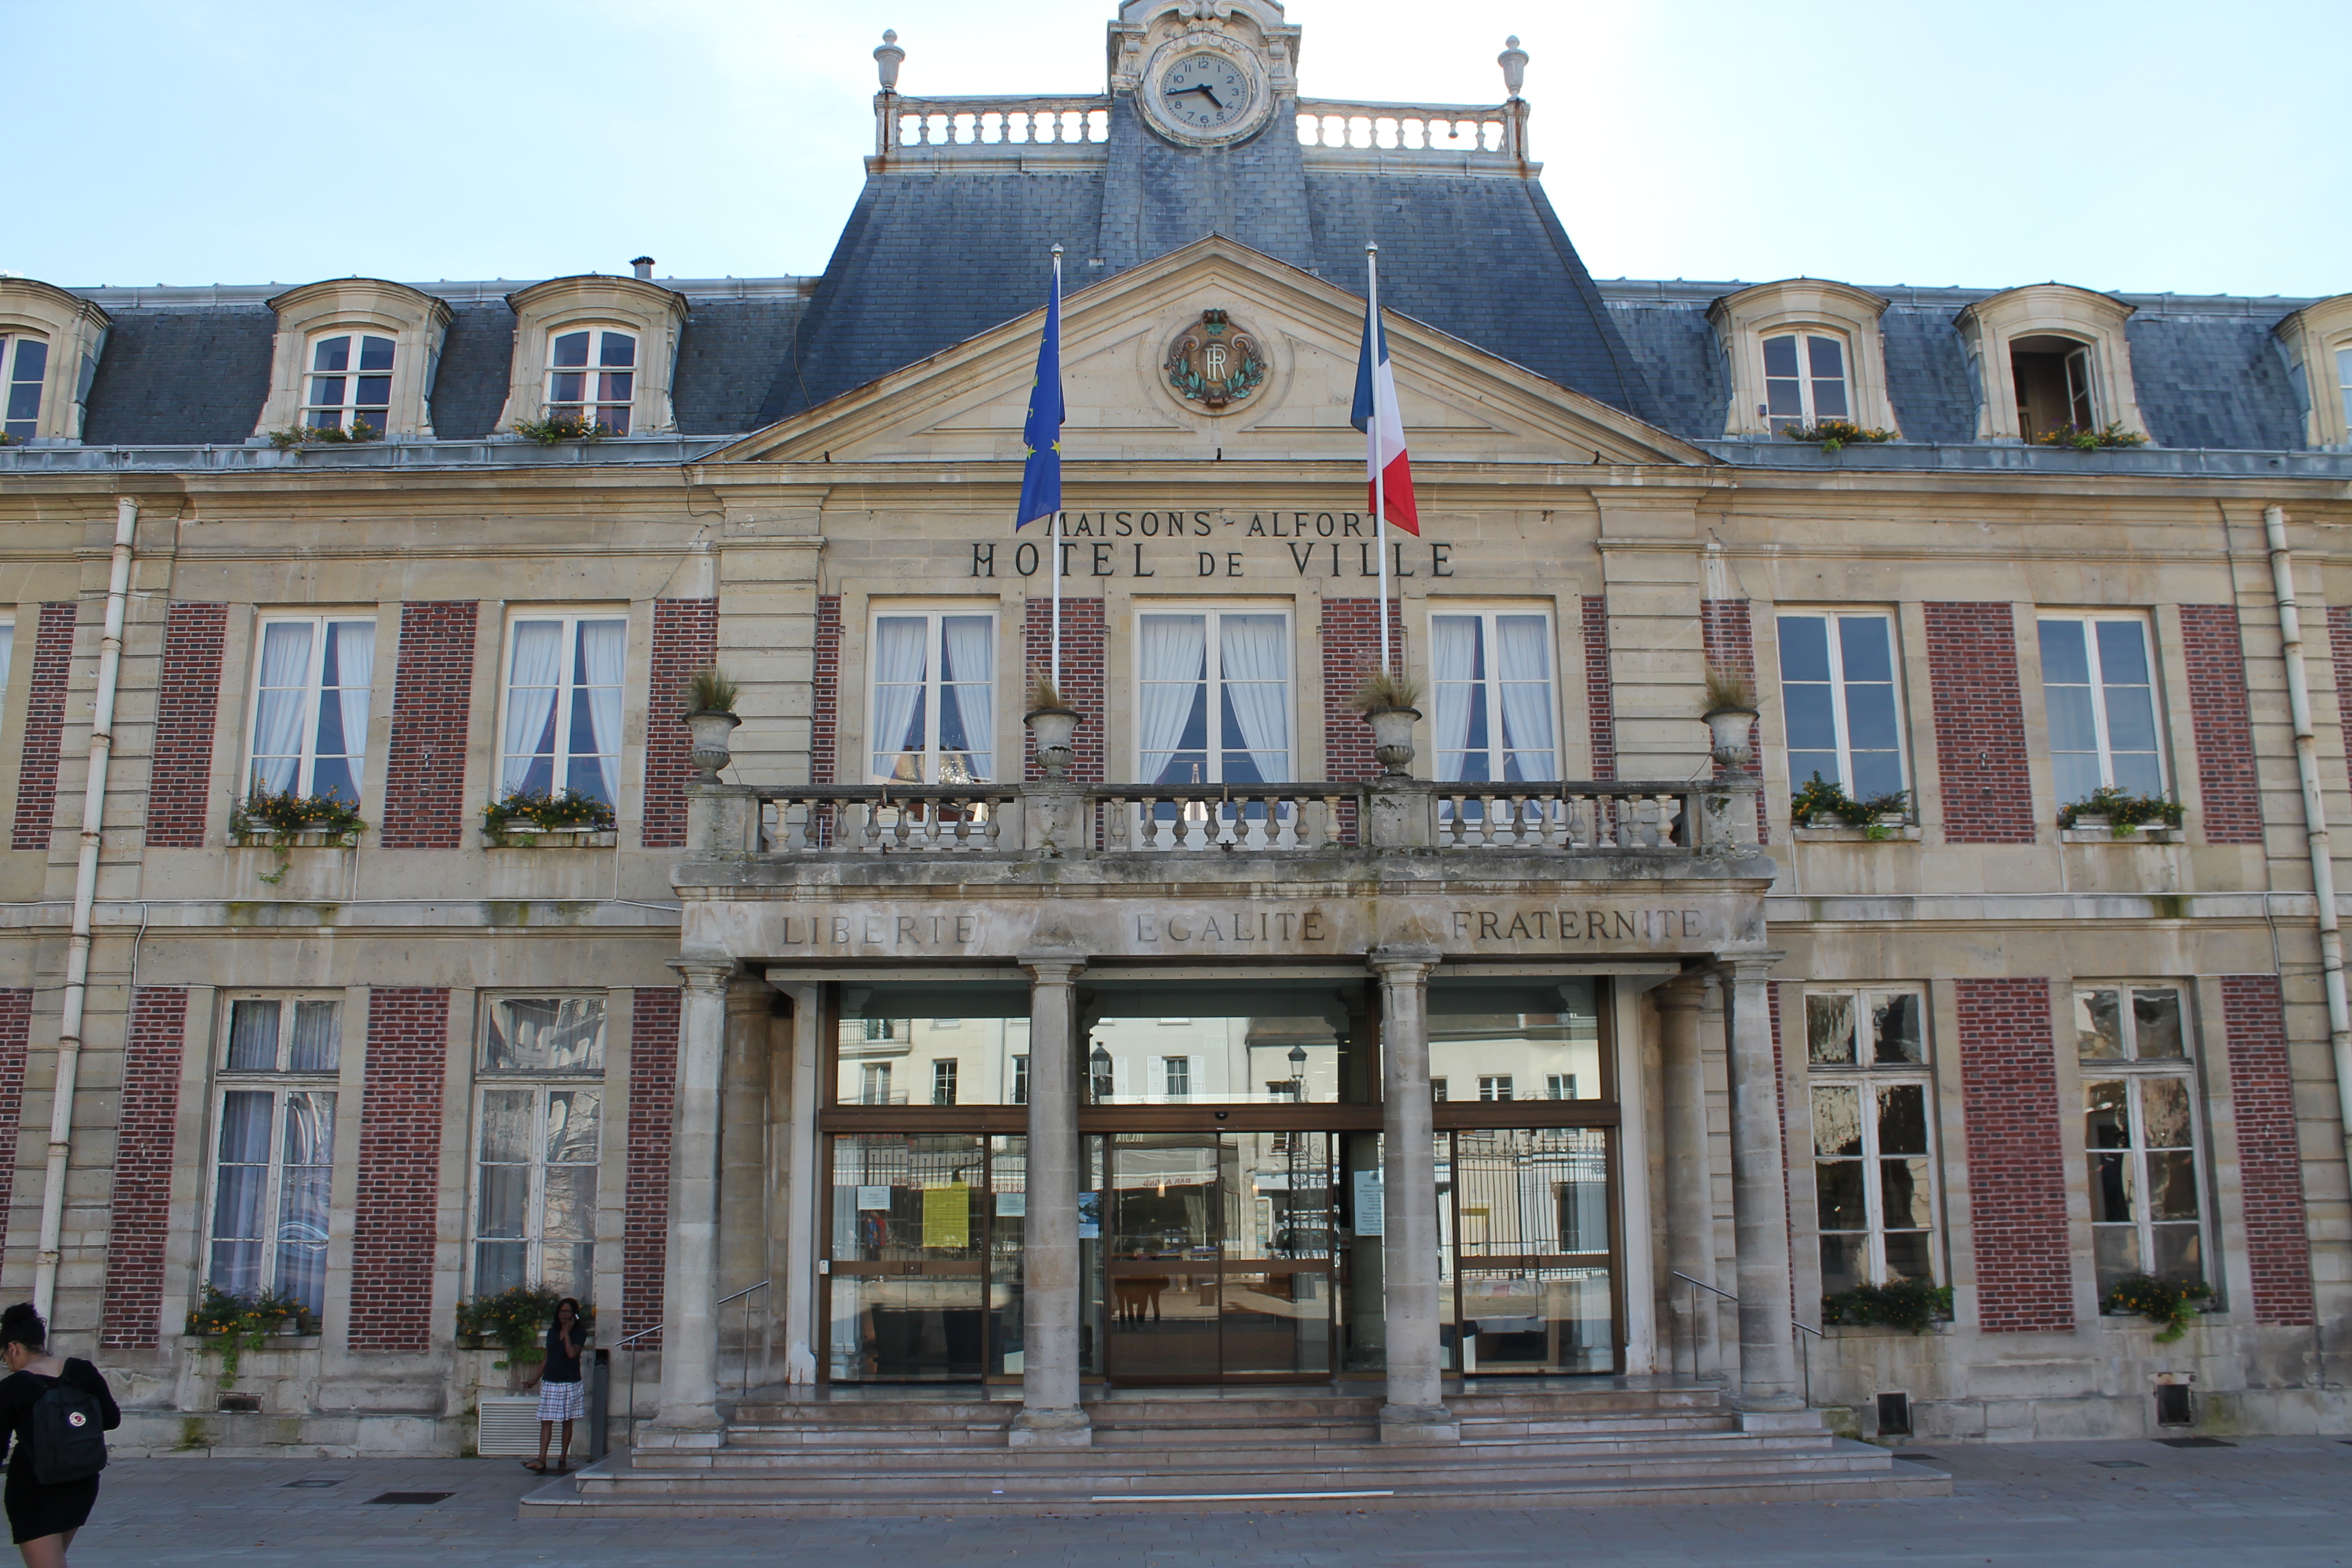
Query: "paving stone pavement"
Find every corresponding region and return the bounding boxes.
[50,1436,2352,1566]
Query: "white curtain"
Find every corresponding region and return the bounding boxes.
[1137,615,1206,780]
[1495,616,1558,780]
[1430,615,1478,782]
[941,616,993,780]
[333,620,373,783]
[870,617,929,780]
[578,619,625,801]
[1218,614,1289,780]
[250,622,313,792]
[500,621,563,794]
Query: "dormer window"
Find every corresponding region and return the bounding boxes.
[547,329,636,435]
[1707,280,1897,440]
[303,334,395,435]
[2010,336,2095,441]
[1762,332,1849,434]
[2273,295,2352,449]
[1,335,46,441]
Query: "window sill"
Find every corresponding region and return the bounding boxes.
[1791,824,1921,843]
[226,829,361,850]
[481,828,618,849]
[183,1331,320,1348]
[2060,826,2181,844]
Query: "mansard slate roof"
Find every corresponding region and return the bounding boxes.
[28,140,2328,456]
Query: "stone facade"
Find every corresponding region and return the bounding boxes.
[0,0,2343,1462]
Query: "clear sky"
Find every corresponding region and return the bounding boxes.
[8,0,2344,298]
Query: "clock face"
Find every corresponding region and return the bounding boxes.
[1158,51,1251,132]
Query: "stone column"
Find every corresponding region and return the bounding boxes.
[1723,955,1805,1417]
[772,981,822,1384]
[651,951,734,1438]
[717,982,770,1391]
[1012,946,1090,1447]
[1371,944,1457,1443]
[1654,976,1716,1380]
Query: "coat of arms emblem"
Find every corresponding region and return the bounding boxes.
[1164,309,1267,411]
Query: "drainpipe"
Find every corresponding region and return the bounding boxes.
[32,497,138,1322]
[2262,503,2352,1176]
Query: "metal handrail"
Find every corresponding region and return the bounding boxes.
[618,1279,773,1441]
[1669,1272,1824,1406]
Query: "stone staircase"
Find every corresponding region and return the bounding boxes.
[521,1381,1948,1517]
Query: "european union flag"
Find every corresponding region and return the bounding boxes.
[1016,257,1063,530]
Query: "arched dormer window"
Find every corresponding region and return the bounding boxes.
[1953,284,2147,445]
[0,278,112,445]
[2273,293,2352,450]
[1707,280,1897,439]
[254,279,451,442]
[498,275,687,438]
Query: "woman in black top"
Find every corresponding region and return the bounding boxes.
[524,1298,585,1474]
[0,1302,118,1566]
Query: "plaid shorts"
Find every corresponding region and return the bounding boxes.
[536,1379,585,1423]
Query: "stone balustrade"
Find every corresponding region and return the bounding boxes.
[1293,98,1526,161]
[870,94,1528,164]
[879,96,1114,153]
[711,778,1754,861]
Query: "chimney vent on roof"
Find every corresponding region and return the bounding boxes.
[631,256,655,280]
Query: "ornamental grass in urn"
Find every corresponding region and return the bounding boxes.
[1350,668,1423,776]
[682,666,741,779]
[1024,674,1080,779]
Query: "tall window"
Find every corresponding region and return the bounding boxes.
[2038,615,2164,803]
[870,611,995,783]
[208,996,340,1316]
[2012,338,2095,439]
[303,334,394,433]
[1138,609,1291,785]
[1807,987,1935,1297]
[0,335,46,442]
[547,328,636,435]
[1777,612,1904,800]
[2337,345,2352,429]
[2079,985,2204,1296]
[499,613,627,805]
[1163,1056,1191,1099]
[932,1059,959,1106]
[1762,331,1849,433]
[474,996,605,1298]
[1430,611,1558,785]
[247,618,375,804]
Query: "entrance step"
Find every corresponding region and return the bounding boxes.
[526,1381,1947,1517]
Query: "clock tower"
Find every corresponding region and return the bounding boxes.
[1107,0,1300,150]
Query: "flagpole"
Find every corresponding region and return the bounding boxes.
[1367,242,1391,676]
[1049,244,1064,694]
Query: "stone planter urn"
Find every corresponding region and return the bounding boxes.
[686,710,740,779]
[1703,706,1758,767]
[1366,706,1420,776]
[1026,705,1080,779]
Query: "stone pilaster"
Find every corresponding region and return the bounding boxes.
[1654,975,1717,1379]
[1012,946,1090,1447]
[1724,955,1806,1418]
[1371,944,1457,1443]
[649,952,734,1440]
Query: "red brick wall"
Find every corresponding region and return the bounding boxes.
[378,603,478,850]
[1924,603,2038,844]
[1320,598,1405,783]
[1023,597,1106,782]
[100,987,188,1350]
[0,991,26,1229]
[642,598,717,848]
[348,988,449,1353]
[623,988,680,1340]
[144,602,228,848]
[1954,978,2073,1332]
[1701,598,1768,842]
[2178,605,2262,845]
[2327,607,2352,797]
[1582,595,1615,780]
[12,603,76,851]
[2219,974,2314,1325]
[811,595,841,785]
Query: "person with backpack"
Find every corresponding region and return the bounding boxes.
[0,1302,117,1567]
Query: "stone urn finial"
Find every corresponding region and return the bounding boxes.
[1498,36,1528,99]
[874,29,905,92]
[682,666,742,781]
[1024,676,1080,781]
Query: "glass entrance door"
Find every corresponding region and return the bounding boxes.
[826,1133,1004,1381]
[1103,1131,1335,1384]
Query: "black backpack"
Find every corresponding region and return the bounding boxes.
[29,1374,106,1486]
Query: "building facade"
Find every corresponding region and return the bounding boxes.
[0,0,2346,1458]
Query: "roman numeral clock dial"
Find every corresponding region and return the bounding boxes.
[1158,51,1250,132]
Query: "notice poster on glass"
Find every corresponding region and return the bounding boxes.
[1077,1190,1101,1240]
[1353,1169,1385,1237]
[996,1191,1026,1217]
[856,1185,891,1211]
[923,1183,970,1248]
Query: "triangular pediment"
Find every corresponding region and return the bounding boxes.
[713,236,1705,468]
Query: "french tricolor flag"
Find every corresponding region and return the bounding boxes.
[1350,301,1419,536]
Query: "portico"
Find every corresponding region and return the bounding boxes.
[638,767,1805,1449]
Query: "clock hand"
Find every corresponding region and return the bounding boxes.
[1173,83,1225,109]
